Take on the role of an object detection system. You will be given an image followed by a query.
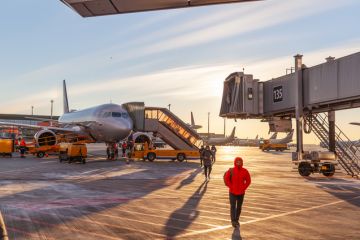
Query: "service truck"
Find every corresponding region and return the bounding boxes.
[132,142,200,162]
[260,140,288,152]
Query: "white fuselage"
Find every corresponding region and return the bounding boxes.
[59,103,133,143]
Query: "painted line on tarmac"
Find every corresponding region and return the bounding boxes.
[39,161,55,164]
[0,211,8,240]
[42,209,195,235]
[6,214,136,240]
[6,227,56,240]
[178,195,360,238]
[78,207,219,228]
[115,204,231,223]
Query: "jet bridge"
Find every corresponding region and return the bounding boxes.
[220,52,360,118]
[220,51,360,177]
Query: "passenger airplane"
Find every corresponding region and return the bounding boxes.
[233,132,278,147]
[267,130,294,144]
[319,123,360,148]
[0,80,133,147]
[187,112,202,130]
[204,127,236,146]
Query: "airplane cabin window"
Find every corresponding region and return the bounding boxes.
[112,112,122,118]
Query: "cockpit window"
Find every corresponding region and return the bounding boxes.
[112,112,122,118]
[122,113,129,118]
[103,112,111,118]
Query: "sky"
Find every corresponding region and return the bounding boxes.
[0,0,359,143]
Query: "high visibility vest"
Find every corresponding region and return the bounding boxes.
[20,140,26,147]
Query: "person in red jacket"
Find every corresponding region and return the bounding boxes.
[19,138,27,158]
[224,157,251,228]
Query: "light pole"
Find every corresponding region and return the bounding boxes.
[168,104,171,111]
[31,106,34,115]
[50,100,54,120]
[207,112,210,138]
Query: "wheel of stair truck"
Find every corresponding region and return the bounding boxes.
[37,151,45,158]
[177,153,186,162]
[321,162,335,177]
[82,157,86,164]
[147,152,156,162]
[298,161,312,177]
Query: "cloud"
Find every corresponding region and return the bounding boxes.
[13,0,355,88]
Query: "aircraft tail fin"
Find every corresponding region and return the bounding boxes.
[229,127,236,138]
[285,130,294,142]
[255,134,258,140]
[63,80,69,114]
[270,132,278,139]
[191,112,195,126]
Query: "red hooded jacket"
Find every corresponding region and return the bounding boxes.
[224,158,251,195]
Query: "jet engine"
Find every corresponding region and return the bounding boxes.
[34,130,57,146]
[132,132,152,144]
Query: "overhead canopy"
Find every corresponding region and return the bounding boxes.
[61,0,259,17]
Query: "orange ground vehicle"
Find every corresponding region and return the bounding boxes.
[59,143,87,164]
[260,140,288,152]
[27,144,60,158]
[132,142,200,162]
[0,138,14,157]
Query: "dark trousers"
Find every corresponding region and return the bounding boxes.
[204,165,212,177]
[229,193,245,223]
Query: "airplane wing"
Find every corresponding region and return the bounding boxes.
[0,121,78,133]
[350,122,360,126]
[25,116,59,122]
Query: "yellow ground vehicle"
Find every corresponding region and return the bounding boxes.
[132,143,200,162]
[59,143,87,164]
[28,144,60,158]
[260,140,288,152]
[0,138,14,157]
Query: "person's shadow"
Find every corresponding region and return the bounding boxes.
[232,227,242,240]
[175,168,202,190]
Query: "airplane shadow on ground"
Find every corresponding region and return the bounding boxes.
[305,177,360,207]
[0,161,198,239]
[164,180,208,238]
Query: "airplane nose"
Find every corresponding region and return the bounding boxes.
[114,119,133,138]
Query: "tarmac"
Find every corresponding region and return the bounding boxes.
[0,144,359,240]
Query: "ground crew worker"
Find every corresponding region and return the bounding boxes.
[19,138,26,158]
[106,144,110,159]
[199,145,205,167]
[121,141,127,157]
[14,138,19,151]
[201,145,214,180]
[224,157,251,228]
[211,145,217,162]
[113,142,119,160]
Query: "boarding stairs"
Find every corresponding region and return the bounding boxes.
[143,107,203,150]
[306,113,360,177]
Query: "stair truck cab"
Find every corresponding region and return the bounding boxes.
[132,142,200,162]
